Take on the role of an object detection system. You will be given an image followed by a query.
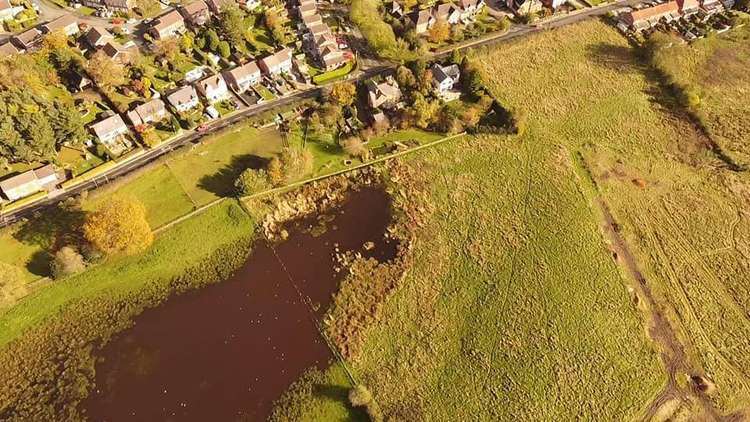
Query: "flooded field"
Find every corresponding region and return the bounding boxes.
[82,187,396,421]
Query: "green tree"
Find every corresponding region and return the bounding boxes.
[83,197,154,256]
[220,4,246,48]
[205,29,220,51]
[395,65,416,89]
[218,40,231,58]
[87,50,127,91]
[51,246,86,279]
[234,168,270,196]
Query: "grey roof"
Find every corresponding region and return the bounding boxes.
[167,85,198,106]
[0,42,19,56]
[41,14,78,33]
[90,114,127,138]
[85,26,113,46]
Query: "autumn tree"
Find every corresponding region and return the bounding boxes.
[235,168,270,196]
[51,246,86,279]
[280,146,313,182]
[154,38,181,62]
[0,262,28,306]
[340,136,368,159]
[428,18,450,44]
[87,50,127,91]
[218,40,231,58]
[267,156,284,186]
[328,82,357,107]
[83,197,153,256]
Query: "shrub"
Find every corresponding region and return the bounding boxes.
[348,385,384,422]
[340,136,369,159]
[234,168,270,196]
[51,246,86,279]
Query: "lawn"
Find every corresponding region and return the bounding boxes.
[0,228,45,282]
[166,125,284,205]
[312,60,356,85]
[470,20,750,414]
[254,84,276,101]
[82,164,195,229]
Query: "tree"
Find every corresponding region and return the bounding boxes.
[348,385,383,422]
[83,197,153,256]
[51,246,86,279]
[234,168,270,196]
[280,146,313,182]
[395,65,416,89]
[205,29,220,51]
[0,262,27,305]
[340,136,368,159]
[154,38,181,62]
[328,82,357,107]
[220,4,246,48]
[180,33,194,52]
[218,40,231,58]
[87,50,127,91]
[267,156,284,186]
[450,48,462,66]
[428,18,450,44]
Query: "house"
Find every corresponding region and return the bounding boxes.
[299,0,316,7]
[458,0,485,18]
[431,63,460,92]
[0,42,20,57]
[85,26,113,47]
[412,9,434,34]
[367,79,402,109]
[149,10,186,39]
[0,165,59,202]
[301,13,322,29]
[433,3,461,24]
[308,22,331,37]
[181,0,210,26]
[167,85,200,113]
[680,0,700,13]
[237,0,261,9]
[197,74,230,103]
[126,98,168,126]
[390,0,406,17]
[223,61,261,93]
[101,41,129,63]
[82,0,134,12]
[298,2,317,17]
[0,0,24,22]
[90,114,129,144]
[623,1,681,30]
[506,0,543,15]
[258,48,293,75]
[12,27,43,51]
[68,72,92,92]
[41,14,80,36]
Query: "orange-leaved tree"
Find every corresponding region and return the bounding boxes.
[83,197,153,256]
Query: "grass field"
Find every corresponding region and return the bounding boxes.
[648,25,750,166]
[276,21,674,420]
[468,20,750,414]
[0,199,254,347]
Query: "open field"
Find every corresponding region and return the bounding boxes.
[276,21,678,420]
[469,20,750,414]
[648,25,750,166]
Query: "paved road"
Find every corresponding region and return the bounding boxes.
[0,0,635,226]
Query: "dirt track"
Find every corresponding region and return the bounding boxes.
[593,197,730,421]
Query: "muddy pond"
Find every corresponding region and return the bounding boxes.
[82,187,396,421]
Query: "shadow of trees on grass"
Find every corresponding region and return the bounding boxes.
[197,154,270,198]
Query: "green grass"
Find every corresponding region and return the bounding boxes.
[0,199,254,347]
[277,21,673,420]
[0,229,45,282]
[166,125,283,205]
[312,61,356,85]
[254,84,275,101]
[82,165,195,228]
